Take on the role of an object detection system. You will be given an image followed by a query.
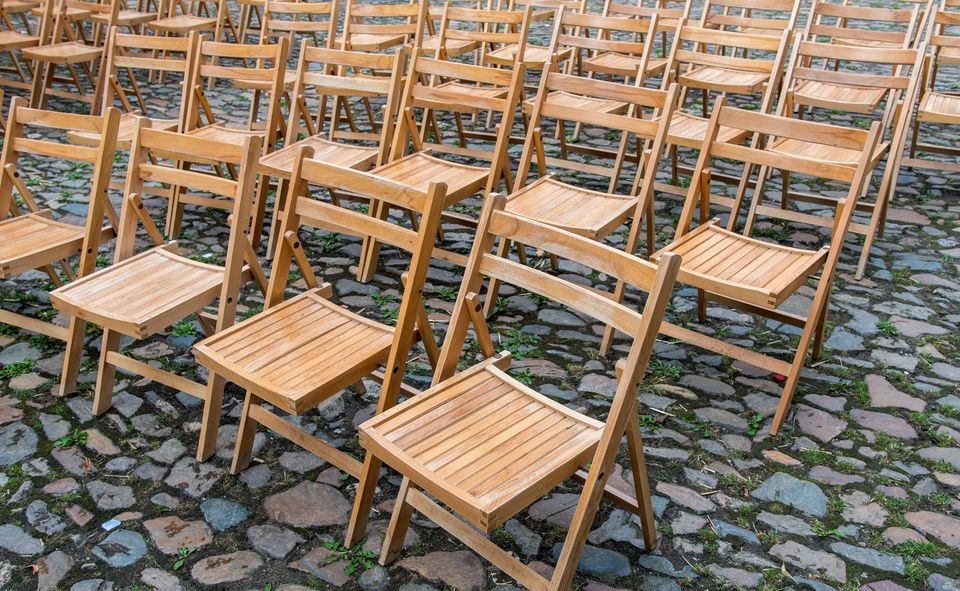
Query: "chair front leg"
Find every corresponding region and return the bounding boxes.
[59,316,87,396]
[230,389,262,474]
[197,373,226,461]
[346,453,385,547]
[379,476,414,565]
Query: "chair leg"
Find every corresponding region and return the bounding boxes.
[196,373,225,461]
[92,329,121,416]
[249,172,272,252]
[264,177,289,259]
[230,390,262,474]
[810,279,833,361]
[626,418,657,550]
[346,453,384,547]
[59,316,87,396]
[696,288,707,323]
[379,476,414,565]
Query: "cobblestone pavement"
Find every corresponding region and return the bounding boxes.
[0,2,958,590]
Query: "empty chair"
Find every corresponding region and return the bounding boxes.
[802,0,925,50]
[339,0,425,52]
[51,125,264,460]
[651,101,884,435]
[658,20,791,195]
[171,37,288,238]
[576,9,674,84]
[194,147,451,477]
[255,43,408,256]
[0,0,47,93]
[148,0,228,40]
[0,98,118,364]
[69,28,198,151]
[756,39,926,279]
[345,193,681,591]
[906,1,960,173]
[22,0,119,109]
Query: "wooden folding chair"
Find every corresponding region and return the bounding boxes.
[426,0,524,66]
[345,194,681,591]
[258,0,339,53]
[573,9,672,85]
[802,0,926,51]
[69,28,198,150]
[595,0,688,85]
[486,0,583,73]
[89,0,156,34]
[148,0,229,41]
[420,0,490,59]
[1,0,40,34]
[22,0,118,109]
[338,0,424,52]
[169,37,288,239]
[484,71,680,344]
[751,40,927,279]
[256,42,408,257]
[699,0,800,39]
[0,98,118,346]
[905,0,960,173]
[195,148,452,474]
[651,101,884,435]
[51,125,264,460]
[352,10,530,282]
[0,0,47,93]
[657,20,791,196]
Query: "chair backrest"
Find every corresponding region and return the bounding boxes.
[117,123,261,331]
[804,0,923,49]
[267,146,448,408]
[553,11,660,76]
[0,97,120,278]
[601,0,688,25]
[431,2,525,63]
[680,102,882,256]
[286,43,408,168]
[699,0,800,37]
[97,28,198,123]
[259,0,340,48]
[929,2,960,71]
[185,38,289,152]
[519,67,680,196]
[158,0,218,20]
[432,193,680,420]
[341,0,426,51]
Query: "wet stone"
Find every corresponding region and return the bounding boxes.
[549,543,630,579]
[146,439,187,464]
[143,517,213,555]
[0,524,43,556]
[164,458,223,498]
[87,480,136,510]
[399,550,487,591]
[830,542,904,575]
[0,421,38,465]
[768,540,845,583]
[36,551,73,591]
[278,450,324,473]
[26,500,68,535]
[191,551,264,585]
[247,524,305,559]
[263,481,351,528]
[239,463,272,489]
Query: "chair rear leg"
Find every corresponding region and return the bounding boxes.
[197,373,225,461]
[626,418,657,550]
[58,316,88,395]
[230,390,262,474]
[379,476,414,565]
[482,237,511,318]
[92,329,122,415]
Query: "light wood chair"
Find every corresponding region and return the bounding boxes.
[657,20,792,196]
[338,0,425,52]
[426,1,524,66]
[0,98,118,347]
[486,0,584,73]
[652,100,884,435]
[1,0,40,34]
[258,0,339,54]
[256,42,408,257]
[147,0,229,41]
[0,0,47,93]
[420,0,490,59]
[345,194,682,591]
[484,72,681,354]
[195,147,453,475]
[170,37,288,239]
[699,0,800,38]
[353,12,530,282]
[574,9,672,85]
[90,0,156,34]
[51,125,264,460]
[754,40,927,280]
[68,28,198,150]
[22,0,118,109]
[906,1,960,173]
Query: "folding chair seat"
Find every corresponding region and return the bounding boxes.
[147,0,225,35]
[502,176,636,238]
[678,65,769,94]
[0,99,118,367]
[371,152,490,205]
[583,51,668,79]
[69,109,179,147]
[768,136,889,167]
[790,80,888,114]
[0,29,39,48]
[52,125,264,459]
[654,101,884,436]
[194,148,449,477]
[345,195,681,591]
[361,361,605,531]
[916,89,960,124]
[666,110,749,148]
[148,13,213,32]
[521,88,627,115]
[90,6,155,29]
